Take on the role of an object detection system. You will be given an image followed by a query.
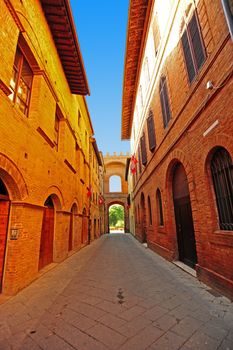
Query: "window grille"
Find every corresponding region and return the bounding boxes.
[211,148,233,231]
[159,77,172,128]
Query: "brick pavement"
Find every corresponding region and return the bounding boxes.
[0,233,232,350]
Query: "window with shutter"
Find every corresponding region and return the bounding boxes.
[148,196,152,225]
[159,77,172,128]
[147,110,156,151]
[54,113,59,151]
[144,57,150,88]
[9,47,33,116]
[138,149,142,173]
[181,11,206,83]
[222,0,233,39]
[156,189,164,226]
[152,13,160,55]
[140,133,147,165]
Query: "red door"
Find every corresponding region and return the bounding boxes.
[39,207,54,270]
[0,200,10,291]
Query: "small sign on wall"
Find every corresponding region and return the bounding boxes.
[10,228,19,240]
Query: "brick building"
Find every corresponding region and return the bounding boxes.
[122,0,233,298]
[0,0,103,295]
[89,139,104,240]
[103,153,130,233]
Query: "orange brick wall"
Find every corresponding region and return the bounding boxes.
[0,0,103,295]
[132,0,233,298]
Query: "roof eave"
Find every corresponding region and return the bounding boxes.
[41,0,90,96]
[121,0,154,140]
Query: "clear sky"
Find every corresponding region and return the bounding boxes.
[70,1,130,156]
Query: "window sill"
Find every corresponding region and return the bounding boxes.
[158,226,166,234]
[210,230,233,248]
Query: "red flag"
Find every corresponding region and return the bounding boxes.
[130,155,138,174]
[98,196,104,205]
[87,185,92,198]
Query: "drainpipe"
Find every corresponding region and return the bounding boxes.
[221,0,233,40]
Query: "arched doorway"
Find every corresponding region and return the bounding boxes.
[69,203,77,251]
[108,204,125,233]
[0,178,10,292]
[140,193,147,242]
[39,196,54,270]
[172,163,197,268]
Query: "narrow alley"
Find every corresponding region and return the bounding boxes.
[0,234,232,350]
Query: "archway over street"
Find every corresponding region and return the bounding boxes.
[103,153,130,233]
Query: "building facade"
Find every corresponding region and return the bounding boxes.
[89,139,105,240]
[0,0,101,295]
[103,153,130,233]
[122,0,233,298]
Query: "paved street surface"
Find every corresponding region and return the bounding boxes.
[0,234,233,350]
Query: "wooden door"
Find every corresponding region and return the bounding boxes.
[141,195,147,243]
[94,219,96,239]
[173,164,197,267]
[39,207,54,270]
[68,213,73,251]
[0,200,10,291]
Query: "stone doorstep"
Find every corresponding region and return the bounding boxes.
[173,261,197,277]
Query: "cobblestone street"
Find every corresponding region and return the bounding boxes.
[0,233,233,350]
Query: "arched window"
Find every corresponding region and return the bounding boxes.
[159,76,171,128]
[211,148,233,231]
[109,175,122,192]
[148,196,152,225]
[156,189,164,226]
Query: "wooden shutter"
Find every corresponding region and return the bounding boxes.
[147,111,156,151]
[181,30,195,83]
[140,133,147,165]
[152,14,160,54]
[188,13,205,71]
[181,12,206,83]
[160,77,171,128]
[157,189,164,226]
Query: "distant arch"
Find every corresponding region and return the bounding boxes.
[108,202,125,233]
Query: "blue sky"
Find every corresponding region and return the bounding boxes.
[70,1,130,156]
